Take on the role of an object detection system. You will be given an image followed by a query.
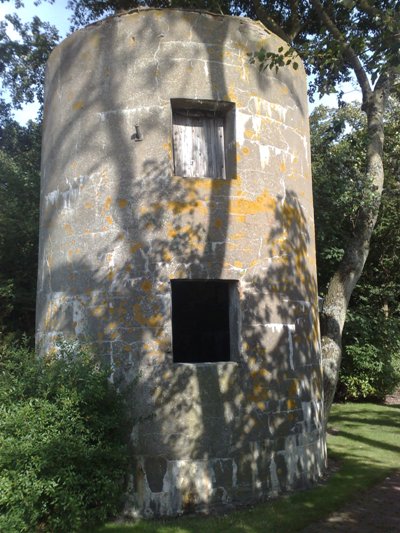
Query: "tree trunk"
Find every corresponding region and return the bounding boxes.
[320,82,388,420]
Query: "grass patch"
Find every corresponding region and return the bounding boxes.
[98,403,400,533]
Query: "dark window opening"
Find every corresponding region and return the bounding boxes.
[171,279,239,363]
[171,99,236,180]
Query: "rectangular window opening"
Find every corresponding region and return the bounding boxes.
[171,99,236,180]
[171,279,239,363]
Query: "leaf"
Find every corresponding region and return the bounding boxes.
[293,62,299,70]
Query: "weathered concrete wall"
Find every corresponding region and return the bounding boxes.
[37,8,326,517]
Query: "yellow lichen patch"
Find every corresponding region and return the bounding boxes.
[92,306,106,318]
[105,215,113,225]
[234,260,243,268]
[248,385,269,402]
[141,279,152,292]
[224,87,237,102]
[167,224,202,250]
[252,368,270,379]
[287,399,296,410]
[244,128,258,140]
[236,154,241,163]
[163,141,173,160]
[231,190,276,216]
[105,321,118,334]
[257,401,267,410]
[72,100,84,111]
[288,380,299,397]
[167,200,199,215]
[280,161,286,172]
[133,303,163,327]
[84,201,94,209]
[167,225,178,239]
[118,198,128,209]
[230,232,245,240]
[107,269,114,281]
[163,250,172,262]
[64,223,73,235]
[241,146,250,156]
[156,338,170,352]
[104,196,112,211]
[130,242,142,254]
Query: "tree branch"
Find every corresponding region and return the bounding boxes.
[310,0,372,101]
[355,0,381,18]
[252,0,292,43]
[287,0,304,41]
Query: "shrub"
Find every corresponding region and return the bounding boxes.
[337,312,400,401]
[0,337,129,533]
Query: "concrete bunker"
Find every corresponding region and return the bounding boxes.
[37,8,326,517]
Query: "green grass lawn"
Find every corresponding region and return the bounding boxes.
[98,403,400,533]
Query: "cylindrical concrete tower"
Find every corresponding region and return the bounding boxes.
[37,8,326,517]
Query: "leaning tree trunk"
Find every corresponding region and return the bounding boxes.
[320,81,388,421]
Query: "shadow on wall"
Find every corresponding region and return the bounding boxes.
[37,9,324,516]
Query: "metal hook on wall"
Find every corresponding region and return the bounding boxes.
[131,124,143,142]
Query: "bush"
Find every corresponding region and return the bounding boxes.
[0,337,129,532]
[337,312,400,402]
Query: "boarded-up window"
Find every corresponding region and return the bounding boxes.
[171,99,235,179]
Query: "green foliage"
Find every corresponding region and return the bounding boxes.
[0,337,129,533]
[312,101,400,401]
[311,104,369,289]
[0,105,41,335]
[337,306,400,401]
[248,45,299,74]
[0,12,59,108]
[338,337,400,401]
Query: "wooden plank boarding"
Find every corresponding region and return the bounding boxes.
[173,111,226,179]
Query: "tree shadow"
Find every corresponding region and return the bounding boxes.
[36,8,325,518]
